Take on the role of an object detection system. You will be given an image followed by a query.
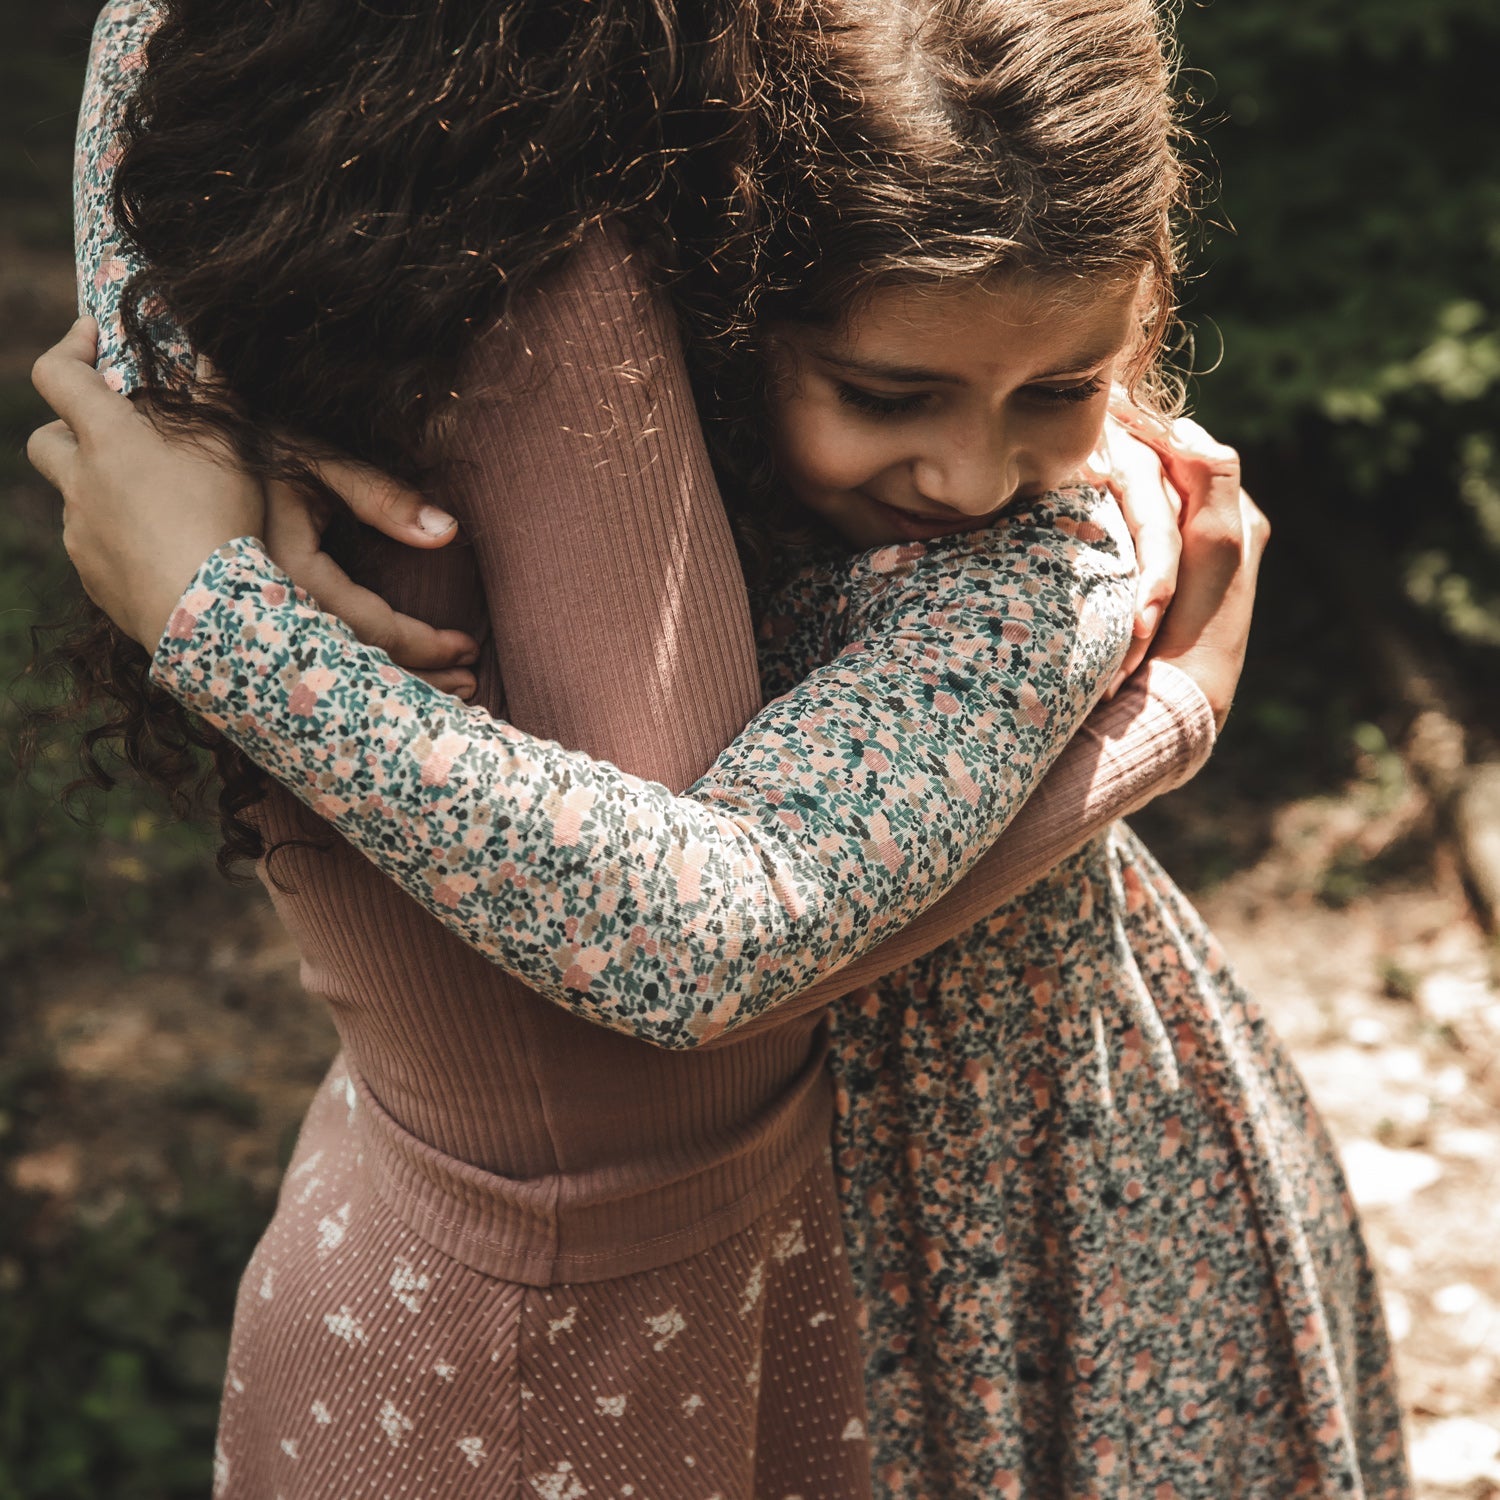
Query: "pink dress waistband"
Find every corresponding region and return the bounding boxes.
[349,1035,835,1286]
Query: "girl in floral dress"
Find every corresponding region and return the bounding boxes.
[40,2,1409,1498]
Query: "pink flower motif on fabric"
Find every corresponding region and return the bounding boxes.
[420,730,472,787]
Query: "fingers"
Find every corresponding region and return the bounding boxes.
[1125,503,1181,640]
[263,474,329,552]
[1105,419,1182,640]
[1109,401,1238,481]
[1139,416,1240,511]
[305,453,459,548]
[1147,482,1268,731]
[290,547,481,671]
[30,318,121,437]
[274,549,476,667]
[1241,488,1271,558]
[265,481,480,674]
[1104,405,1268,728]
[1106,631,1154,700]
[1112,409,1246,559]
[1106,385,1173,450]
[25,419,79,492]
[414,667,479,702]
[1158,414,1238,466]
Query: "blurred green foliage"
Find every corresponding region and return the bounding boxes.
[1,0,1496,1493]
[0,0,96,247]
[0,1053,268,1499]
[1,10,260,1495]
[0,489,218,968]
[1177,0,1500,652]
[1,0,218,970]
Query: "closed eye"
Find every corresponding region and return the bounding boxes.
[835,382,931,418]
[1024,375,1107,406]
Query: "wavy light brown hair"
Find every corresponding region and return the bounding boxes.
[44,0,1187,867]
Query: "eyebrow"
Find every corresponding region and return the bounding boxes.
[815,341,1123,385]
[820,354,963,385]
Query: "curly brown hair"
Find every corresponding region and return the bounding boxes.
[45,0,774,871]
[44,0,1188,870]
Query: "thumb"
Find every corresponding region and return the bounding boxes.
[30,318,115,434]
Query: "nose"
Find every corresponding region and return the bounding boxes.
[908,416,1018,517]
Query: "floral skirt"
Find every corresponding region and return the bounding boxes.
[834,824,1411,1499]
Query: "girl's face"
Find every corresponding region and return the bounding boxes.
[767,272,1142,549]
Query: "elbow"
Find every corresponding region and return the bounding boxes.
[619,1005,715,1052]
[596,1007,713,1053]
[566,966,790,1053]
[657,1030,710,1053]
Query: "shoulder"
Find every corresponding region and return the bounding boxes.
[843,485,1134,632]
[753,552,850,699]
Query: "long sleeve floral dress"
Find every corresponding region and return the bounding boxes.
[143,519,1407,1500]
[79,9,1408,1499]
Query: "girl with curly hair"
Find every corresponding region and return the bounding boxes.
[32,0,1406,1494]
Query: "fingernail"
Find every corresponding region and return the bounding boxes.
[1137,601,1162,635]
[417,505,457,537]
[457,648,479,667]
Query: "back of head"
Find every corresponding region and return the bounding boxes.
[112,0,747,477]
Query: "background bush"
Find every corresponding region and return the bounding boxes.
[1,0,1496,1494]
[1,0,217,971]
[1177,0,1500,657]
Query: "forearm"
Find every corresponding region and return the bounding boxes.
[150,540,892,1047]
[152,497,1131,1048]
[735,658,1215,1024]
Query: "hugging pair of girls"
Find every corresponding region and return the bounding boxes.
[39,0,1410,1493]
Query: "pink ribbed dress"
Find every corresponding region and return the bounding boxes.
[75,7,1253,1498]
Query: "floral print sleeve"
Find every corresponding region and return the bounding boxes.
[151,489,1132,1046]
[75,0,192,393]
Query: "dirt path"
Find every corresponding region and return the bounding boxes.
[1197,809,1500,1495]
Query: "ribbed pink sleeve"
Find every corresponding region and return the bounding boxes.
[444,227,765,788]
[402,231,1219,994]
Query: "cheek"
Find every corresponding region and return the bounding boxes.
[1041,405,1111,476]
[777,405,881,494]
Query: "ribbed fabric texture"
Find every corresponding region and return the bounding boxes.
[249,228,832,1280]
[213,1062,871,1498]
[243,228,1217,1276]
[448,227,763,787]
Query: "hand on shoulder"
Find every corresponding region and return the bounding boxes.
[29,318,480,696]
[1110,408,1270,729]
